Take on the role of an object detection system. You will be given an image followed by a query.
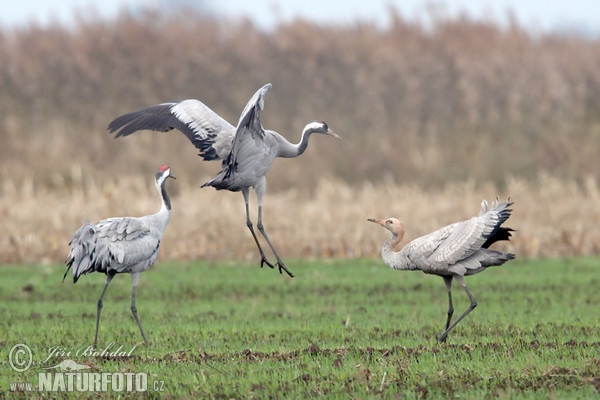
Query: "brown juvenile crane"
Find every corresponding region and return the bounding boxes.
[64,165,175,347]
[369,198,515,342]
[107,83,340,278]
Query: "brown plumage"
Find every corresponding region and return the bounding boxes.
[369,198,515,342]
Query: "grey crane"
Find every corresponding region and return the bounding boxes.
[107,83,340,278]
[368,198,515,342]
[64,165,176,347]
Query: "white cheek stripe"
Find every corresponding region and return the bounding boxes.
[305,121,323,131]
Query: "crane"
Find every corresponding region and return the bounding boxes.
[64,165,176,347]
[368,198,515,342]
[107,83,340,278]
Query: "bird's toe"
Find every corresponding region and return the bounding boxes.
[278,263,295,278]
[260,257,275,269]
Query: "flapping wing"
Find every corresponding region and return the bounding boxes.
[107,99,236,161]
[428,199,513,267]
[220,83,272,179]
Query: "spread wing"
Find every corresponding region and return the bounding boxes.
[427,199,513,267]
[226,83,272,175]
[202,83,274,189]
[107,99,236,161]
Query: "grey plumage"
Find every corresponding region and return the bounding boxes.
[107,83,340,278]
[109,100,235,161]
[64,165,175,347]
[368,198,515,342]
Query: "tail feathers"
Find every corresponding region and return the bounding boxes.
[481,249,515,267]
[200,177,218,189]
[201,169,236,191]
[454,248,515,276]
[201,169,225,189]
[64,225,110,283]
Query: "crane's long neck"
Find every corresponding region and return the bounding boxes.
[277,130,311,158]
[148,174,172,235]
[381,234,415,271]
[158,180,172,214]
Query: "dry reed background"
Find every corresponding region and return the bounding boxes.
[1,6,599,264]
[2,172,599,264]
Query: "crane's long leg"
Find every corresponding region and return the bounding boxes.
[256,204,294,278]
[252,178,294,278]
[442,276,454,331]
[242,188,276,270]
[94,274,114,348]
[437,276,477,342]
[130,284,148,346]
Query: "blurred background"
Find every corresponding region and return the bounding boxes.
[1,1,599,264]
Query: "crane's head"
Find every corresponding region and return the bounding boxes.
[303,121,341,140]
[368,217,405,237]
[156,165,176,185]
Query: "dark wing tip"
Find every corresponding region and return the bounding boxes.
[107,103,178,138]
[483,226,515,249]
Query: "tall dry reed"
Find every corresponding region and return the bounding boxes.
[1,8,599,264]
[2,171,598,264]
[1,9,600,190]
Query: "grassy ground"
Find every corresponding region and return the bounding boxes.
[1,257,598,398]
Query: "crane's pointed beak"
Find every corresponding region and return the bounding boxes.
[169,172,176,180]
[326,129,341,140]
[367,218,385,226]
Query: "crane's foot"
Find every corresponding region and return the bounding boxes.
[259,256,294,278]
[276,262,295,278]
[260,257,276,269]
[437,332,449,342]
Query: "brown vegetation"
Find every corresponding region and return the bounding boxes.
[2,172,599,264]
[1,8,599,263]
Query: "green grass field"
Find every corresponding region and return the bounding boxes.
[1,257,598,398]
